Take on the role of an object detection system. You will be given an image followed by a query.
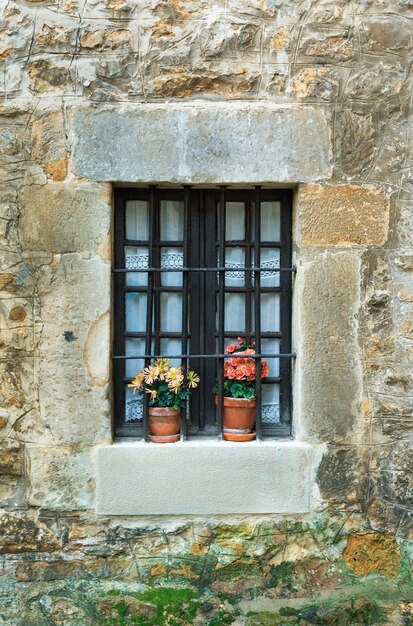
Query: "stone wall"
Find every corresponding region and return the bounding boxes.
[0,0,412,623]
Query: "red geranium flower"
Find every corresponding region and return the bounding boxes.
[225,344,238,354]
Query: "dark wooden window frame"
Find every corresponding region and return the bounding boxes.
[113,187,293,439]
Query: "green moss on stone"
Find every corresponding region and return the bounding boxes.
[247,597,388,626]
[268,561,297,595]
[207,607,241,626]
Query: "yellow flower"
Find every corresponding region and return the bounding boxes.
[144,365,158,384]
[155,357,170,371]
[187,371,200,388]
[168,378,182,394]
[145,389,157,399]
[154,358,169,379]
[166,367,182,382]
[128,372,145,392]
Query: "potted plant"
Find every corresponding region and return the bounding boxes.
[215,338,270,441]
[129,358,200,443]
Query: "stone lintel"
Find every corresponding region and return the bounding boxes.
[95,440,312,515]
[69,103,331,184]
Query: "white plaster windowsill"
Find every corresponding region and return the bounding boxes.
[95,439,312,516]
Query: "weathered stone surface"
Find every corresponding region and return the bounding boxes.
[0,447,22,475]
[347,62,405,101]
[291,67,339,101]
[99,596,157,619]
[80,28,131,50]
[296,252,362,442]
[28,60,71,93]
[36,254,110,444]
[300,34,355,62]
[343,533,401,578]
[31,110,68,181]
[19,181,110,253]
[0,511,59,553]
[69,104,332,183]
[27,444,94,510]
[299,184,390,246]
[0,295,34,352]
[336,108,376,176]
[317,448,366,503]
[83,311,110,387]
[0,358,28,410]
[361,18,412,53]
[371,441,413,517]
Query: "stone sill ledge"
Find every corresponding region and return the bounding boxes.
[95,440,312,516]
[113,438,295,446]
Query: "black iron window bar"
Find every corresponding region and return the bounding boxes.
[114,186,294,441]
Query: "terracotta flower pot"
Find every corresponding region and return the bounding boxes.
[148,407,181,441]
[215,396,256,440]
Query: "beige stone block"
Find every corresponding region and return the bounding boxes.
[27,444,93,510]
[31,110,68,181]
[295,251,362,442]
[37,254,111,444]
[19,181,111,254]
[299,184,390,246]
[70,103,332,183]
[95,440,313,515]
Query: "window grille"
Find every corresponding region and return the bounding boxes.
[114,187,293,439]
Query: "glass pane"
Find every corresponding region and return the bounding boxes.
[251,248,280,287]
[224,293,245,332]
[226,202,245,240]
[125,385,143,423]
[160,293,182,332]
[160,200,183,240]
[261,201,281,241]
[126,200,149,240]
[261,384,280,424]
[225,247,245,286]
[259,293,280,332]
[260,248,280,288]
[125,246,148,286]
[160,338,182,367]
[261,339,280,377]
[125,293,147,332]
[125,338,146,378]
[161,247,183,287]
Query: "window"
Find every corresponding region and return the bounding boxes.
[114,187,293,439]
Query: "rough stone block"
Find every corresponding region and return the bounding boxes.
[69,103,332,183]
[0,296,33,352]
[0,512,59,553]
[298,184,390,246]
[0,357,31,411]
[31,110,68,181]
[0,447,22,475]
[343,533,401,578]
[33,254,110,444]
[27,444,93,510]
[95,440,312,515]
[19,182,111,254]
[295,251,362,442]
[28,60,70,94]
[37,254,111,444]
